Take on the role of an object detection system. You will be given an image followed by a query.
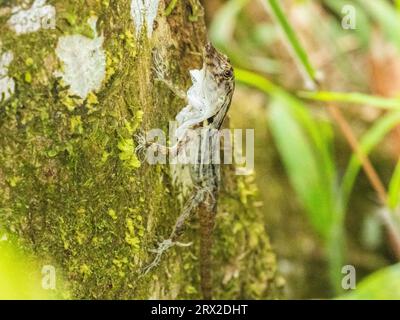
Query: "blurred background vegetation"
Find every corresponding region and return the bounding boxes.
[3,0,400,299]
[0,239,67,299]
[203,0,400,299]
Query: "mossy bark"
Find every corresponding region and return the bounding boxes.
[0,0,281,299]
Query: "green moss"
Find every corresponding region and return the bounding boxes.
[0,0,280,299]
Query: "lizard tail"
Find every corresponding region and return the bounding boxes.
[199,196,216,300]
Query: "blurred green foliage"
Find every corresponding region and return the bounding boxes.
[343,263,400,299]
[0,241,66,299]
[211,0,400,297]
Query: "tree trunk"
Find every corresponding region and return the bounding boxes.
[0,0,280,299]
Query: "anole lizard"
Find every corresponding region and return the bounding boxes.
[137,42,235,299]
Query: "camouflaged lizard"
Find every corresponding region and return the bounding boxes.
[137,42,235,299]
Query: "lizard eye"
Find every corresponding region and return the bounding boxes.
[223,69,233,78]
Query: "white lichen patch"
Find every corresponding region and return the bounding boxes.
[55,17,106,99]
[8,0,56,35]
[0,51,15,102]
[131,0,160,38]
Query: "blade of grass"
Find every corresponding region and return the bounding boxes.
[268,98,336,237]
[298,91,400,111]
[269,96,344,293]
[339,111,400,259]
[236,68,336,179]
[236,67,343,292]
[388,160,400,211]
[235,67,281,95]
[261,0,390,210]
[261,0,388,210]
[261,0,318,85]
[341,112,400,206]
[257,0,400,287]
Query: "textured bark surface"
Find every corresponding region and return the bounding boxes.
[0,0,281,299]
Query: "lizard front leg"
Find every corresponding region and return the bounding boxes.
[153,50,188,103]
[135,130,191,163]
[155,77,188,102]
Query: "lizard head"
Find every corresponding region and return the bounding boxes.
[202,42,235,129]
[204,42,235,91]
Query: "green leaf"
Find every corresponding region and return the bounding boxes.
[235,67,281,95]
[235,68,336,183]
[263,0,318,84]
[268,99,334,237]
[236,67,344,292]
[341,263,400,300]
[236,68,340,236]
[298,91,400,111]
[341,112,400,206]
[388,160,400,210]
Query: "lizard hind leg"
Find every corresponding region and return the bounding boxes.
[141,189,206,276]
[142,239,193,276]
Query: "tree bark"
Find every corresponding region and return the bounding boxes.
[0,0,281,299]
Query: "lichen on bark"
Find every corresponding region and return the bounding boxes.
[0,0,281,299]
